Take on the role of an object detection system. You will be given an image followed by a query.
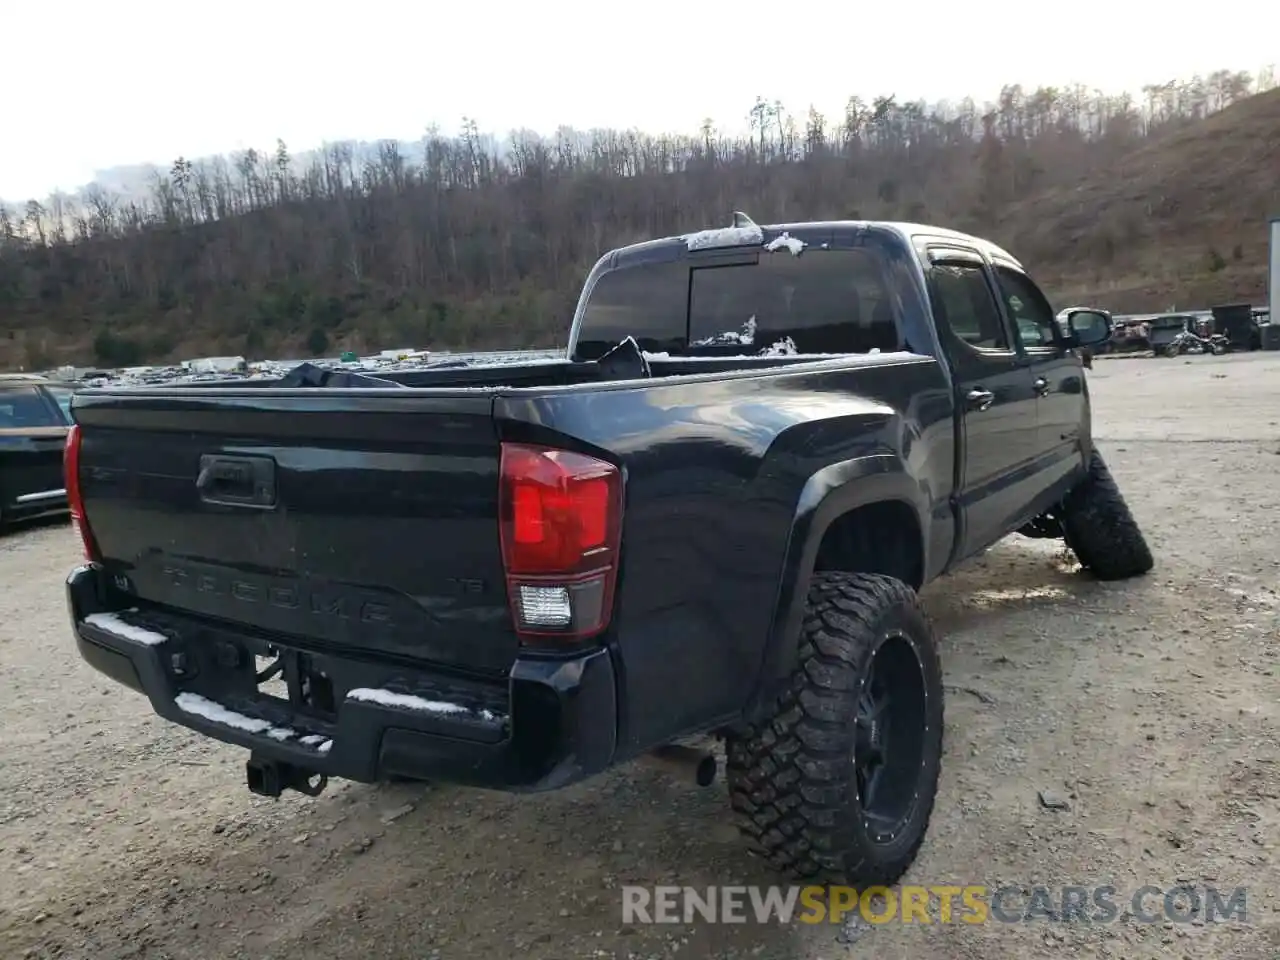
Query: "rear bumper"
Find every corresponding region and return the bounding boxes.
[66,564,618,792]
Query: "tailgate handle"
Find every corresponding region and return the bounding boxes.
[196,455,277,509]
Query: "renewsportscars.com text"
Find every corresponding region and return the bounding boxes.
[621,885,1248,925]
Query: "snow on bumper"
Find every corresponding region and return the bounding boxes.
[65,564,618,790]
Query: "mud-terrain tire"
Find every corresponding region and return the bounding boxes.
[726,572,944,885]
[1060,448,1154,580]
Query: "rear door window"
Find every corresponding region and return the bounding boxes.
[928,263,1011,351]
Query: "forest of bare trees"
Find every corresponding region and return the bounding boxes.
[0,67,1273,369]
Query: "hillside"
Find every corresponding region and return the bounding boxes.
[0,71,1275,370]
[1006,87,1280,310]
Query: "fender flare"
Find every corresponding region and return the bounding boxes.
[749,454,929,708]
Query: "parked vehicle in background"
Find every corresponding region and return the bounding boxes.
[1210,303,1257,352]
[63,214,1150,888]
[1148,314,1200,356]
[0,375,75,525]
[1162,329,1229,357]
[1109,318,1151,353]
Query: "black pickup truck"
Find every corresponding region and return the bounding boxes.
[63,215,1151,886]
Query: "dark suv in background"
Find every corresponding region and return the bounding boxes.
[0,374,76,525]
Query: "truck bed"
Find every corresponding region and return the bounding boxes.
[70,348,925,678]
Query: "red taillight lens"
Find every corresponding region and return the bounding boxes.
[63,425,99,562]
[499,443,623,642]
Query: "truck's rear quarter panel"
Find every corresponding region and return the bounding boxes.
[498,354,955,754]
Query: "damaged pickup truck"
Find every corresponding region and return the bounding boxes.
[63,214,1151,886]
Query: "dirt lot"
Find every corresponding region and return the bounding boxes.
[2,352,1278,960]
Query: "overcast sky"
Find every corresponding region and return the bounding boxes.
[3,0,1275,201]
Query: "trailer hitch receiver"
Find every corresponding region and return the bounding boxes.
[246,754,328,798]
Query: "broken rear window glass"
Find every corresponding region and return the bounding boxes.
[689,249,899,355]
[573,248,901,359]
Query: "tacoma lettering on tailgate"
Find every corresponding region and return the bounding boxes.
[160,564,394,625]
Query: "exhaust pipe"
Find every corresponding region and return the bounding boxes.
[645,743,718,787]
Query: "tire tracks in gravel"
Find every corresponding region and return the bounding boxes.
[2,353,1279,960]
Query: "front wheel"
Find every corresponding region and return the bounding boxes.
[726,572,945,885]
[1162,342,1180,358]
[1211,341,1227,356]
[1060,448,1154,580]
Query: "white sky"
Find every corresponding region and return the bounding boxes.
[3,0,1276,201]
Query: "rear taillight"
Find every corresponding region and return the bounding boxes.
[63,425,100,562]
[499,442,623,642]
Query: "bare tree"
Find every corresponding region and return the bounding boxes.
[0,66,1272,370]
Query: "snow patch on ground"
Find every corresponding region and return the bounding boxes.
[84,611,168,646]
[683,224,764,251]
[763,232,806,255]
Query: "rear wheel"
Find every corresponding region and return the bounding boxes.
[726,572,944,885]
[1060,448,1153,580]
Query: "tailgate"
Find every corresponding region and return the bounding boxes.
[73,391,518,676]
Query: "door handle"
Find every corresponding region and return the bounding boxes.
[965,388,996,411]
[1033,377,1051,396]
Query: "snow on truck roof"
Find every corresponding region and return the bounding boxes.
[608,213,1022,269]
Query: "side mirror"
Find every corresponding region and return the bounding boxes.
[1064,309,1112,348]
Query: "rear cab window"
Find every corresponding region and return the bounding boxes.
[0,387,64,429]
[572,245,902,360]
[572,260,690,359]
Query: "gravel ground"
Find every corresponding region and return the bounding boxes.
[1,351,1277,960]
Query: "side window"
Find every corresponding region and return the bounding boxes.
[689,249,900,355]
[573,261,688,359]
[992,266,1058,348]
[0,387,62,428]
[928,262,1009,351]
[44,387,74,423]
